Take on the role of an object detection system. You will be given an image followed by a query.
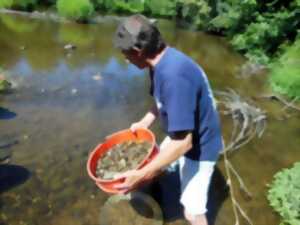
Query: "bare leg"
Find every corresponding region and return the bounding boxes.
[184,210,208,225]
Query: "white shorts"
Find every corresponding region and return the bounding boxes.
[160,136,215,216]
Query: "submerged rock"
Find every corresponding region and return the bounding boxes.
[96,141,151,180]
[0,148,11,163]
[236,62,267,78]
[0,75,12,93]
[0,137,18,163]
[99,192,163,225]
[64,44,77,50]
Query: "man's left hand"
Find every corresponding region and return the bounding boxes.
[114,169,146,193]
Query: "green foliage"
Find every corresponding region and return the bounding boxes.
[0,0,37,9]
[94,0,178,16]
[209,0,257,32]
[95,0,145,14]
[176,0,211,29]
[57,0,95,21]
[0,0,13,9]
[230,10,298,64]
[208,0,300,64]
[12,0,37,9]
[270,38,300,98]
[145,0,176,17]
[267,162,300,225]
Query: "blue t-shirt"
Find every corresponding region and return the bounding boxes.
[152,47,223,161]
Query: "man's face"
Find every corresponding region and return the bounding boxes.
[121,49,148,69]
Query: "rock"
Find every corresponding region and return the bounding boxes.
[0,77,12,93]
[92,73,102,81]
[99,192,163,225]
[71,88,78,95]
[96,141,151,180]
[149,18,157,24]
[0,148,11,163]
[23,135,29,140]
[64,44,76,50]
[0,139,18,149]
[237,62,267,78]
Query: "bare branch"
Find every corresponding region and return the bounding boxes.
[259,94,300,112]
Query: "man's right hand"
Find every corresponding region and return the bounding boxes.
[130,106,157,132]
[130,121,149,132]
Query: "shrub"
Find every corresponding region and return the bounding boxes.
[145,0,176,17]
[176,0,211,29]
[209,0,257,33]
[267,162,300,225]
[56,0,95,21]
[208,0,300,64]
[12,0,37,9]
[0,0,13,9]
[94,0,144,14]
[269,38,300,98]
[0,0,37,9]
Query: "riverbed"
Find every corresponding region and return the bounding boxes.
[0,13,299,225]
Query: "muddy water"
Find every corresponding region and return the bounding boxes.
[0,13,299,225]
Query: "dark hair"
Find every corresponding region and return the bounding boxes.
[114,14,166,57]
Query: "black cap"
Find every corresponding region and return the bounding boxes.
[113,14,154,51]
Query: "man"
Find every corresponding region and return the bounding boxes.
[113,14,224,225]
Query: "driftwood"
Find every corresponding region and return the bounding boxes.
[216,89,267,225]
[236,62,267,79]
[216,89,267,153]
[258,94,300,112]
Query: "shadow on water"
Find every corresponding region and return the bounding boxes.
[0,164,31,193]
[129,194,156,219]
[0,107,17,120]
[207,167,229,225]
[137,165,228,224]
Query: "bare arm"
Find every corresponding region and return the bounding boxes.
[141,131,192,178]
[131,105,158,130]
[115,131,193,190]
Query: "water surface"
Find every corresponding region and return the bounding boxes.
[0,13,299,225]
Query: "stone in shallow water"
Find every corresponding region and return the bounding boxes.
[99,192,163,225]
[0,78,12,93]
[64,44,77,50]
[0,148,11,162]
[96,141,151,180]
